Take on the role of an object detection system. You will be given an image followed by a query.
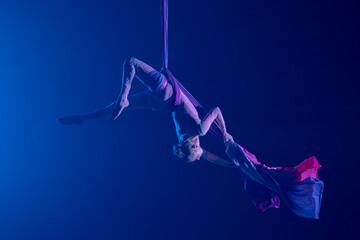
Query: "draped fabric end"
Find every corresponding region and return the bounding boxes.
[225,141,324,219]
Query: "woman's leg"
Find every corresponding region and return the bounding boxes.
[58,90,158,125]
[58,102,115,125]
[58,57,169,125]
[112,57,168,119]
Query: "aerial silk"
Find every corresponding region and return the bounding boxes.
[225,142,323,219]
[160,0,324,219]
[159,0,224,138]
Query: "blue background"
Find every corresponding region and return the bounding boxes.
[1,0,359,239]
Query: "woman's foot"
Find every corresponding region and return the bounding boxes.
[112,97,129,120]
[58,116,84,125]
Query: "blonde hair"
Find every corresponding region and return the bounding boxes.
[173,144,187,160]
[173,138,203,162]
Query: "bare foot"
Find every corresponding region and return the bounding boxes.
[58,116,84,125]
[112,97,129,120]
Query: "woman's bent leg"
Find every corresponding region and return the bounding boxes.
[58,57,169,125]
[112,57,168,119]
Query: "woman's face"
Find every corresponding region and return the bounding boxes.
[186,137,203,162]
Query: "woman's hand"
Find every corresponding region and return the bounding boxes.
[223,132,234,143]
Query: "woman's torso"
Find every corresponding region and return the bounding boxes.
[172,90,202,143]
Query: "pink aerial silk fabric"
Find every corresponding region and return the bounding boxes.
[225,141,324,219]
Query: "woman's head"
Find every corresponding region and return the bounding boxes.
[173,136,203,162]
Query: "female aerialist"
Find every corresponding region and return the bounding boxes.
[59,57,235,167]
[59,0,323,218]
[58,56,323,219]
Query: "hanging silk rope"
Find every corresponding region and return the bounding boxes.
[161,0,168,69]
[160,0,224,141]
[159,0,324,219]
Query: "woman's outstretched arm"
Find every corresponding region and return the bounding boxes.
[199,107,233,142]
[202,149,237,168]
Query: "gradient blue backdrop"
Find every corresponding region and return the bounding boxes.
[1,0,359,239]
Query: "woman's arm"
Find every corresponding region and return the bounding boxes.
[199,107,233,142]
[202,149,237,168]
